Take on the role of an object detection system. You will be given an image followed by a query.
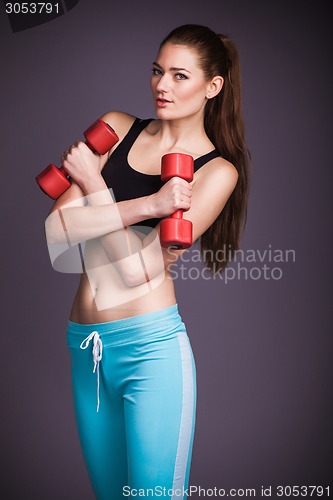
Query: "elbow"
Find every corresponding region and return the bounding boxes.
[122,266,148,288]
[44,217,57,245]
[115,257,149,288]
[121,237,166,287]
[44,215,67,245]
[120,258,165,288]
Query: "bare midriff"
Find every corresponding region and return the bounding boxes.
[69,239,176,324]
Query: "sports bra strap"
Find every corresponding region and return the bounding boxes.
[194,149,221,171]
[117,118,153,155]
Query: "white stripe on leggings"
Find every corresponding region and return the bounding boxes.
[172,332,195,499]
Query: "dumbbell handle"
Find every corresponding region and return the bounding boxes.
[170,209,184,219]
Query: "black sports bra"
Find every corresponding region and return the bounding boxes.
[102,118,221,228]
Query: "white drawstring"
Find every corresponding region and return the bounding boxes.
[80,331,103,412]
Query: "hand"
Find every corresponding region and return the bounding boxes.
[61,141,104,189]
[150,177,192,219]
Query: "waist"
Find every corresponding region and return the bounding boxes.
[70,268,176,323]
[67,303,186,348]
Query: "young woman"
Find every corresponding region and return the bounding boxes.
[45,24,249,500]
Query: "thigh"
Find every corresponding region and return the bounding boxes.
[124,330,197,497]
[68,346,128,500]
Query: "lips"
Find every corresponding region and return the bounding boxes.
[156,97,172,106]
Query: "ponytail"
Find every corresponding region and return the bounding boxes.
[202,34,250,273]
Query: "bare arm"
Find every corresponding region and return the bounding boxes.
[45,171,191,245]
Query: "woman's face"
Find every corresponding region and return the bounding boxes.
[150,43,211,121]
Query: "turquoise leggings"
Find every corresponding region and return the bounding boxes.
[67,305,196,499]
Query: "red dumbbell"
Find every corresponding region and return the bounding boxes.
[160,153,194,249]
[36,119,119,199]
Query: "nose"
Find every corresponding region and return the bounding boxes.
[156,73,170,93]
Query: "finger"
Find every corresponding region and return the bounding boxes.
[178,178,192,189]
[180,186,192,196]
[169,177,192,189]
[171,179,192,192]
[181,196,192,208]
[180,197,191,211]
[174,192,191,208]
[177,187,192,199]
[61,149,69,163]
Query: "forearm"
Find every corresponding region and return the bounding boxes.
[45,190,154,245]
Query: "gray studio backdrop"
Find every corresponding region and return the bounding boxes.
[1,0,332,498]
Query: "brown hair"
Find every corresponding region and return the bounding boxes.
[160,24,250,273]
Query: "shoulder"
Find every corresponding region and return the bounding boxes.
[99,111,137,142]
[194,155,238,191]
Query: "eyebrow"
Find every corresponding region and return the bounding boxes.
[152,61,192,74]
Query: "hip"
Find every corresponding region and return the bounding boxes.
[67,303,188,349]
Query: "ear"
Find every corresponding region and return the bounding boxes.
[206,76,224,99]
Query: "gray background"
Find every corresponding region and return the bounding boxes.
[1,0,332,498]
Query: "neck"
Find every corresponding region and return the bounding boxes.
[155,113,209,151]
